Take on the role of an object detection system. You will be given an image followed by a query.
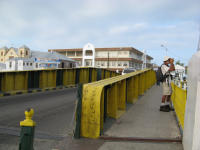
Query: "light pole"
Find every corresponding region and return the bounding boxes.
[161,44,168,56]
[142,50,146,69]
[107,51,110,69]
[197,30,200,51]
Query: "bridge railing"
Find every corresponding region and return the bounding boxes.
[0,67,118,95]
[75,69,156,139]
[171,81,187,131]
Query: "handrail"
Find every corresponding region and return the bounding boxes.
[171,82,187,130]
[0,68,118,96]
[77,69,156,138]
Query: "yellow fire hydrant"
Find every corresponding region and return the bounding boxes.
[19,108,36,150]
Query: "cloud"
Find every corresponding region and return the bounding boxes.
[0,0,199,65]
[108,23,148,35]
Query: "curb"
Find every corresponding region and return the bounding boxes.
[0,85,77,98]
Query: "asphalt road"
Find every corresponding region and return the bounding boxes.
[0,88,77,138]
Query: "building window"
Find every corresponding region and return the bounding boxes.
[36,63,38,68]
[118,62,121,66]
[9,62,12,68]
[27,62,29,66]
[76,51,82,56]
[1,52,3,56]
[23,62,25,66]
[1,59,3,62]
[30,63,32,66]
[67,51,75,56]
[123,62,128,66]
[85,50,93,56]
[86,61,90,66]
[26,51,28,55]
[101,62,104,66]
[112,61,116,66]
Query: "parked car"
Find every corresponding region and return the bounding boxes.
[122,68,136,75]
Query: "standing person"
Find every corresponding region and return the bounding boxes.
[160,56,175,112]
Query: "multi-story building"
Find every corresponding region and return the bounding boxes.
[49,43,153,72]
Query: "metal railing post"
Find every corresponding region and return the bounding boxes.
[19,108,36,150]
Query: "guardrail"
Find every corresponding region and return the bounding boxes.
[0,68,118,96]
[74,69,156,139]
[171,82,187,131]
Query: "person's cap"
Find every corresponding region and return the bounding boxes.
[163,56,170,62]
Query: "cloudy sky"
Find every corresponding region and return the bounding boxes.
[0,0,199,65]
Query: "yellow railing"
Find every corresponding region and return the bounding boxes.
[78,69,156,138]
[171,82,187,129]
[0,68,118,95]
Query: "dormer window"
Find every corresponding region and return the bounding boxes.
[26,51,28,56]
[20,51,23,56]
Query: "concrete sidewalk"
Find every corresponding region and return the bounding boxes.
[98,85,183,150]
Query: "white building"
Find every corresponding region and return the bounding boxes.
[49,43,153,72]
[5,58,35,71]
[82,43,95,67]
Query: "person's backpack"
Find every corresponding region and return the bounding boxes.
[156,65,166,85]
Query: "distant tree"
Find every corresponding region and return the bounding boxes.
[176,60,184,66]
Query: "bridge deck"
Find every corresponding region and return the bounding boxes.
[98,85,183,150]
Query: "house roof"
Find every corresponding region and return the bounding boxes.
[9,57,35,62]
[4,47,19,55]
[0,46,8,51]
[30,51,76,62]
[19,45,30,49]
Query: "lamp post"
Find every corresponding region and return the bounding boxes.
[107,51,110,69]
[197,30,200,51]
[161,44,168,56]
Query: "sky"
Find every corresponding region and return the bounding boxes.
[0,0,199,65]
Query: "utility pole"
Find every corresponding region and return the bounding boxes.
[197,27,200,51]
[161,44,168,56]
[107,51,110,68]
[142,50,146,69]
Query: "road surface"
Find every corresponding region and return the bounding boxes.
[0,88,78,147]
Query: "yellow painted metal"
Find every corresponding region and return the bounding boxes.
[2,72,15,92]
[105,70,110,79]
[39,70,56,89]
[107,84,118,118]
[63,69,76,85]
[14,72,28,91]
[117,80,126,110]
[91,69,97,82]
[133,75,139,103]
[0,68,117,94]
[20,108,36,127]
[1,72,28,92]
[81,84,104,138]
[127,77,134,103]
[80,69,156,138]
[171,82,187,129]
[79,68,89,84]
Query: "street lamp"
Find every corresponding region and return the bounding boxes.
[161,44,168,56]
